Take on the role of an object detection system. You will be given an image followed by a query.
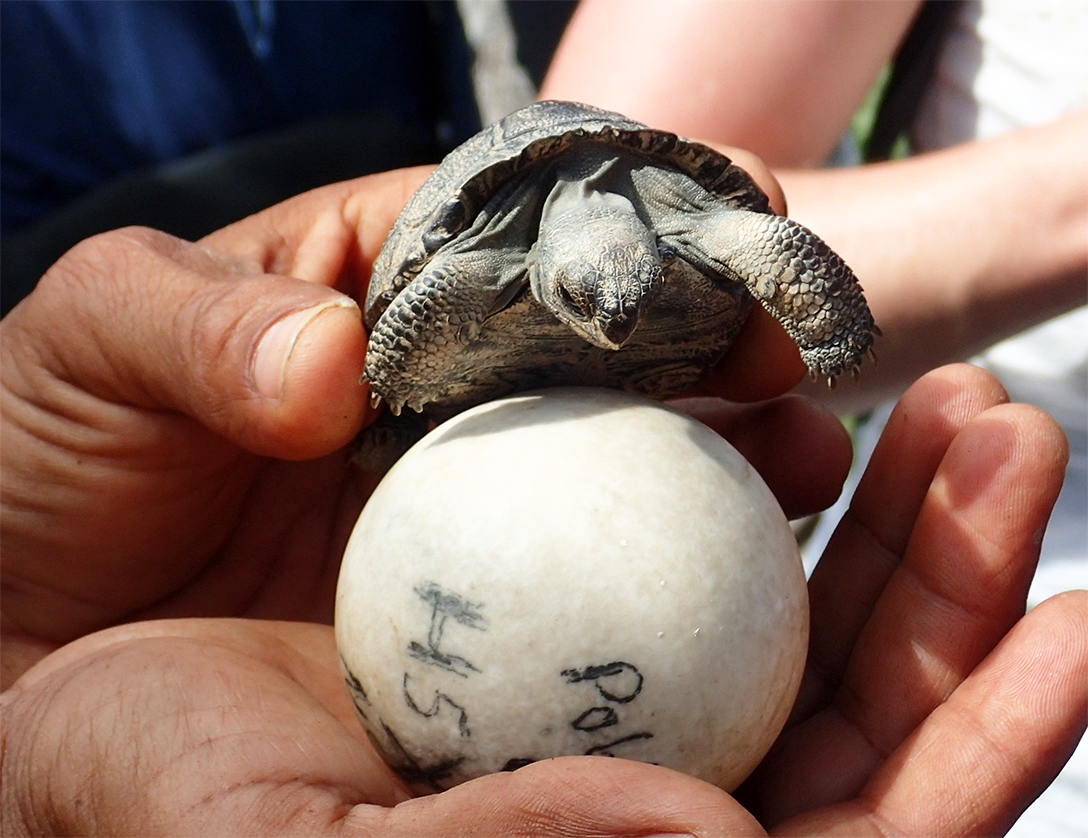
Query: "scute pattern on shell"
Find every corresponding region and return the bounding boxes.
[365,101,771,329]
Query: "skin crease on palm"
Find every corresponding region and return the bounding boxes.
[1,156,1085,836]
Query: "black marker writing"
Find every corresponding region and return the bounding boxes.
[561,661,643,703]
[585,732,655,757]
[408,580,487,677]
[403,672,472,737]
[572,706,618,731]
[563,660,653,758]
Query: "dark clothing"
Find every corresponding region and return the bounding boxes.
[1,0,476,232]
[0,0,482,311]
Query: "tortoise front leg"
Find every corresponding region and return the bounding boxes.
[664,210,878,382]
[365,171,548,415]
[364,251,527,415]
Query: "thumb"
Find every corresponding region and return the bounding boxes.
[11,226,370,459]
[366,757,766,837]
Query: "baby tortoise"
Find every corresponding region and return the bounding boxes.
[363,100,877,424]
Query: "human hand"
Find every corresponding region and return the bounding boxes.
[0,168,429,681]
[0,384,846,836]
[734,363,1086,835]
[0,140,857,837]
[3,364,1083,836]
[0,148,794,685]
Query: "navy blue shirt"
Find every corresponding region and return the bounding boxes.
[1,0,477,233]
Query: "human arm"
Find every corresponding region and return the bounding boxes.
[540,0,920,168]
[782,110,1088,410]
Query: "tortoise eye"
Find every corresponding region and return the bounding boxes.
[557,282,589,319]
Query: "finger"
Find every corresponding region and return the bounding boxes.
[9,226,367,459]
[359,756,764,838]
[746,388,1068,825]
[704,143,788,217]
[672,394,852,519]
[200,166,433,299]
[801,363,1010,712]
[689,307,809,403]
[776,591,1088,837]
[839,401,1068,742]
[5,168,432,461]
[864,590,1088,838]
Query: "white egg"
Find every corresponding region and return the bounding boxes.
[335,387,807,793]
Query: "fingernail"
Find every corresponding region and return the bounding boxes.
[254,301,358,399]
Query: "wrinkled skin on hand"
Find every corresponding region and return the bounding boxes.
[1,157,1085,836]
[0,155,795,663]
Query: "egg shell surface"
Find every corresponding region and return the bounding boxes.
[335,387,808,793]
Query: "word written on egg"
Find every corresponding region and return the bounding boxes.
[342,579,655,791]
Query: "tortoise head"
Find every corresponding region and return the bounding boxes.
[530,187,662,350]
